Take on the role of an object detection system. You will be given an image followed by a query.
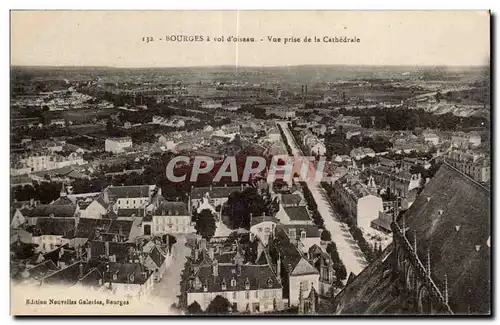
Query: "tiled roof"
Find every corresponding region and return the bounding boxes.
[33,218,76,236]
[105,262,152,285]
[25,204,77,218]
[154,201,189,216]
[277,224,322,240]
[149,246,166,268]
[404,163,490,314]
[16,260,59,281]
[188,263,282,293]
[283,206,311,221]
[106,185,152,199]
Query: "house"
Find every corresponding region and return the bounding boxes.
[401,157,431,171]
[371,166,423,199]
[370,211,393,234]
[451,131,481,148]
[23,204,78,225]
[307,245,336,297]
[13,259,60,285]
[142,201,193,236]
[186,259,284,313]
[445,149,490,183]
[105,137,133,153]
[350,147,376,160]
[249,215,279,246]
[29,217,76,253]
[331,174,383,230]
[52,191,105,219]
[275,205,313,225]
[11,208,27,228]
[278,224,322,253]
[273,227,319,307]
[265,107,296,119]
[190,185,248,210]
[103,185,158,211]
[422,132,440,145]
[142,244,172,282]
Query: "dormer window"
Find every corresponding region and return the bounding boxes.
[244,278,250,290]
[112,273,117,280]
[221,279,227,291]
[300,230,306,239]
[231,277,236,287]
[267,278,274,288]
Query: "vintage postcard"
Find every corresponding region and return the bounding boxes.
[10,10,491,316]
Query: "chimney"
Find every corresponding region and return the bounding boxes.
[213,259,219,277]
[194,249,199,261]
[105,241,110,257]
[79,263,84,279]
[208,247,214,260]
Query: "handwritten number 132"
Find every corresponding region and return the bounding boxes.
[142,37,154,43]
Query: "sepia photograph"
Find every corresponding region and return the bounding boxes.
[9,10,491,316]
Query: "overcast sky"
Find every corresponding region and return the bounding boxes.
[11,11,490,67]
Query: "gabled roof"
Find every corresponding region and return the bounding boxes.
[25,204,77,218]
[106,185,153,199]
[188,263,282,293]
[16,260,59,282]
[33,217,76,236]
[290,257,319,276]
[154,201,189,216]
[149,245,167,268]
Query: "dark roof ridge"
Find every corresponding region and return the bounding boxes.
[443,162,490,193]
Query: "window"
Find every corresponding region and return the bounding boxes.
[231,278,236,287]
[300,230,306,239]
[265,227,270,233]
[258,227,263,232]
[255,291,258,299]
[232,291,237,299]
[301,281,309,292]
[245,291,250,299]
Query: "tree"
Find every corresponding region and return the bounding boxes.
[205,295,232,314]
[194,209,216,241]
[320,229,332,242]
[187,301,203,315]
[224,187,269,229]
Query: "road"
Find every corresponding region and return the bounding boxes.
[277,121,368,276]
[150,235,192,311]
